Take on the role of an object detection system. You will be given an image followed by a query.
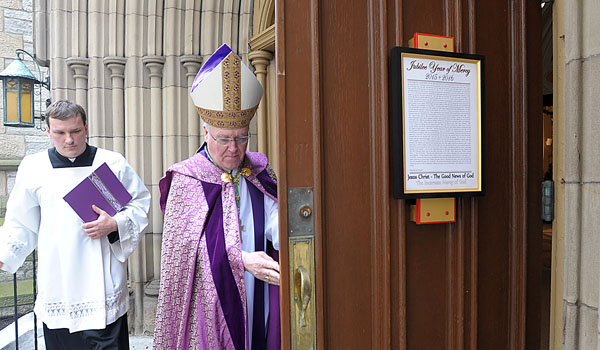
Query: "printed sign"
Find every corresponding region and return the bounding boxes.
[390,47,485,198]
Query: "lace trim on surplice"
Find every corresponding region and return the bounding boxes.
[44,289,124,320]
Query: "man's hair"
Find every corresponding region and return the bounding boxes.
[45,100,87,127]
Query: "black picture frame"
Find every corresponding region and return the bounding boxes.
[390,46,486,199]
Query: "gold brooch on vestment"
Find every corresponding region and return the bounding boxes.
[221,173,232,183]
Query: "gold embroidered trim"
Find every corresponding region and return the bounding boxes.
[222,52,241,112]
[197,105,258,129]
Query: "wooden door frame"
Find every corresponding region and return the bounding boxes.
[275,0,324,347]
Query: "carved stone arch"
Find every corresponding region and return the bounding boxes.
[250,0,277,170]
[251,0,276,50]
[258,0,275,32]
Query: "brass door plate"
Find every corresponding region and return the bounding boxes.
[289,236,316,350]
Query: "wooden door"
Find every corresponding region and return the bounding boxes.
[275,0,543,349]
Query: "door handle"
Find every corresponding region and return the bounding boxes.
[294,265,311,328]
[289,237,316,348]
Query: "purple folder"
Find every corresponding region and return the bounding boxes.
[63,162,132,223]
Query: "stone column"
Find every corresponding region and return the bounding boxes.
[65,57,90,112]
[103,57,127,155]
[34,0,49,64]
[66,57,92,147]
[141,56,165,295]
[162,77,179,172]
[249,50,273,154]
[181,55,203,156]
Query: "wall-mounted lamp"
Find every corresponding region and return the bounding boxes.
[0,49,50,129]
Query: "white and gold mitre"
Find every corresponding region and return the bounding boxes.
[190,44,263,129]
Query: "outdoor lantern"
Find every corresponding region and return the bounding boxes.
[0,49,50,127]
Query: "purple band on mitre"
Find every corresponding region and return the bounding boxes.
[191,43,233,93]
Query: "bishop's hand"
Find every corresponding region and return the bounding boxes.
[242,251,280,285]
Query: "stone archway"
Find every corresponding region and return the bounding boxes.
[249,0,277,172]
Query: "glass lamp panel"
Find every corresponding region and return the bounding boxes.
[20,83,33,124]
[5,85,19,123]
[5,78,18,88]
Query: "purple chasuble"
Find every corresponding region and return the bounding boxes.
[154,150,279,350]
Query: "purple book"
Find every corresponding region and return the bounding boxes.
[63,162,132,223]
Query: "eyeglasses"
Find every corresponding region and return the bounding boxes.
[209,132,250,145]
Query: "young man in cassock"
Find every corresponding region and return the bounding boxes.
[154,43,280,350]
[0,100,150,349]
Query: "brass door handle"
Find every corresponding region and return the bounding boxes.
[294,265,311,328]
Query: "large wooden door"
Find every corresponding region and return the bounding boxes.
[276,0,543,349]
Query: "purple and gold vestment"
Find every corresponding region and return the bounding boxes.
[154,149,280,350]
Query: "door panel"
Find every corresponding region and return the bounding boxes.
[320,1,373,349]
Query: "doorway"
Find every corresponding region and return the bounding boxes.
[541,2,553,349]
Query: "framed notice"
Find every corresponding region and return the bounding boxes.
[390,47,485,199]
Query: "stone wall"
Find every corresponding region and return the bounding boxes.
[0,0,51,208]
[552,0,600,348]
[0,0,50,330]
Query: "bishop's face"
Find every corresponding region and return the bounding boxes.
[47,115,88,158]
[204,125,249,171]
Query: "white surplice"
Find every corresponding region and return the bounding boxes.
[0,147,150,332]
